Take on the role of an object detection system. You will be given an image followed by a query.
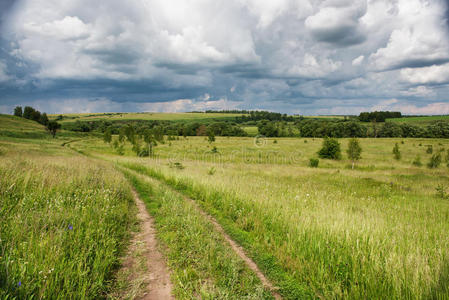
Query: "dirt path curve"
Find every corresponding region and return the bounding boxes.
[171,189,282,299]
[132,189,174,300]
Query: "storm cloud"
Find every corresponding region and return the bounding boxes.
[1,0,449,114]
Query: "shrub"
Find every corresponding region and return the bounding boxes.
[138,148,150,157]
[412,155,422,167]
[318,138,341,160]
[309,158,319,168]
[426,145,433,154]
[393,143,401,160]
[436,185,448,199]
[211,146,218,153]
[170,162,185,169]
[116,144,124,156]
[208,167,216,175]
[427,153,442,169]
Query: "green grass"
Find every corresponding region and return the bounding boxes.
[74,136,449,299]
[389,115,449,124]
[242,126,259,136]
[49,112,245,123]
[0,139,135,299]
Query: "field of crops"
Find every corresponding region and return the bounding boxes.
[2,114,449,299]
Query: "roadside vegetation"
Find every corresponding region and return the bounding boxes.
[0,138,135,298]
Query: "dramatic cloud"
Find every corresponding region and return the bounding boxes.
[0,0,449,114]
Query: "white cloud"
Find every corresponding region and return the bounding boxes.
[305,0,367,46]
[369,0,449,70]
[352,55,364,66]
[401,63,449,85]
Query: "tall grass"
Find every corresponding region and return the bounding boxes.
[84,136,449,299]
[124,170,271,299]
[0,142,134,298]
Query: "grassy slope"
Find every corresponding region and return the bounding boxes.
[74,136,449,299]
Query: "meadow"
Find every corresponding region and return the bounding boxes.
[2,113,449,299]
[388,115,449,125]
[72,135,449,299]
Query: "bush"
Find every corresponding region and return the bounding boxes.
[169,162,185,169]
[393,143,401,160]
[426,145,433,154]
[138,148,150,157]
[318,138,342,160]
[309,158,319,168]
[412,155,422,167]
[427,153,442,169]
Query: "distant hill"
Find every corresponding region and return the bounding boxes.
[49,112,244,123]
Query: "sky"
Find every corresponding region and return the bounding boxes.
[1,0,449,115]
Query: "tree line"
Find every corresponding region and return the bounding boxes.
[358,111,402,122]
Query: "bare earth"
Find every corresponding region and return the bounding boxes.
[132,189,174,300]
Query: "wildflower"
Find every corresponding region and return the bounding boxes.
[18,281,21,287]
[68,224,73,230]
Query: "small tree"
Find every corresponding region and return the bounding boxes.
[346,138,362,169]
[103,127,112,144]
[393,143,401,160]
[196,124,207,136]
[14,106,22,117]
[318,137,342,160]
[412,155,422,167]
[39,113,49,126]
[208,130,215,143]
[427,153,442,169]
[23,106,35,119]
[46,121,61,138]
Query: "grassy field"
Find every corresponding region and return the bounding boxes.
[0,139,136,298]
[49,112,244,123]
[389,115,449,125]
[71,135,449,299]
[3,113,449,299]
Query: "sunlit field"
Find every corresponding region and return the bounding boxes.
[71,135,449,299]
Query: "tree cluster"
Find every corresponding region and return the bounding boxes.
[13,106,60,137]
[14,106,49,126]
[359,111,402,122]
